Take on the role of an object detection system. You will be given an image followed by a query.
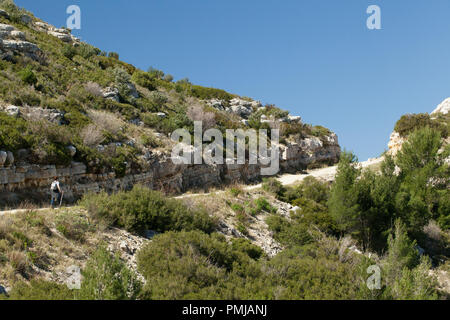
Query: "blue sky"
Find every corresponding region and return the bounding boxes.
[15,0,450,160]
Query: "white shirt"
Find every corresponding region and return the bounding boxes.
[51,181,60,192]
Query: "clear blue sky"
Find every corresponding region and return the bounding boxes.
[15,0,450,160]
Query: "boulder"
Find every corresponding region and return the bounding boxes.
[5,151,14,167]
[54,28,70,35]
[144,230,158,239]
[34,21,50,30]
[10,30,25,40]
[431,98,450,116]
[1,39,39,54]
[5,105,19,117]
[127,83,139,99]
[101,87,120,102]
[0,23,14,32]
[20,106,65,124]
[16,149,30,162]
[48,31,72,42]
[251,100,262,108]
[0,10,9,19]
[208,99,225,111]
[230,104,252,118]
[288,115,302,123]
[66,145,77,157]
[0,151,7,167]
[20,14,32,25]
[0,284,7,295]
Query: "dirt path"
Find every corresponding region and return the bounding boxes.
[0,158,384,214]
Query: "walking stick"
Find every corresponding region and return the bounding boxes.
[59,191,64,208]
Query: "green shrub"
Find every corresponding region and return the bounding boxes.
[0,113,31,151]
[230,203,244,214]
[147,66,164,80]
[62,44,77,60]
[77,245,141,300]
[394,113,448,138]
[137,231,259,299]
[11,231,33,250]
[266,215,312,247]
[76,44,100,60]
[311,125,331,138]
[254,197,277,214]
[229,187,243,197]
[1,280,74,300]
[79,185,217,234]
[190,85,234,101]
[108,52,119,60]
[18,67,37,86]
[231,238,264,260]
[131,70,157,91]
[55,210,90,242]
[262,178,286,199]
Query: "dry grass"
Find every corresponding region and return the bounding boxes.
[87,110,124,136]
[84,81,103,97]
[0,208,101,288]
[424,220,443,242]
[80,123,104,147]
[187,102,216,131]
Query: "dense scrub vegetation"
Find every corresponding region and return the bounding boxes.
[79,185,217,234]
[3,128,446,300]
[394,113,449,138]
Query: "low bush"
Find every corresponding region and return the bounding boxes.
[262,178,285,199]
[18,67,37,86]
[131,70,157,91]
[79,185,217,234]
[137,230,260,299]
[253,197,277,214]
[77,246,141,300]
[394,113,448,138]
[1,280,74,300]
[55,210,90,242]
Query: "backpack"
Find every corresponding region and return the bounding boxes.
[51,181,59,192]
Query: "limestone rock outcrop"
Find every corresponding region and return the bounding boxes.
[33,21,80,44]
[208,98,260,118]
[280,133,340,171]
[387,131,405,156]
[431,98,450,116]
[0,23,40,60]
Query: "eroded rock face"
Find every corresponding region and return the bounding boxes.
[0,23,41,61]
[0,130,341,204]
[431,98,450,116]
[387,131,405,156]
[280,133,340,171]
[0,10,9,19]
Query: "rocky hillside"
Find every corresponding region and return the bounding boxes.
[0,2,340,207]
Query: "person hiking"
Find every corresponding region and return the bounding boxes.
[50,177,62,209]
